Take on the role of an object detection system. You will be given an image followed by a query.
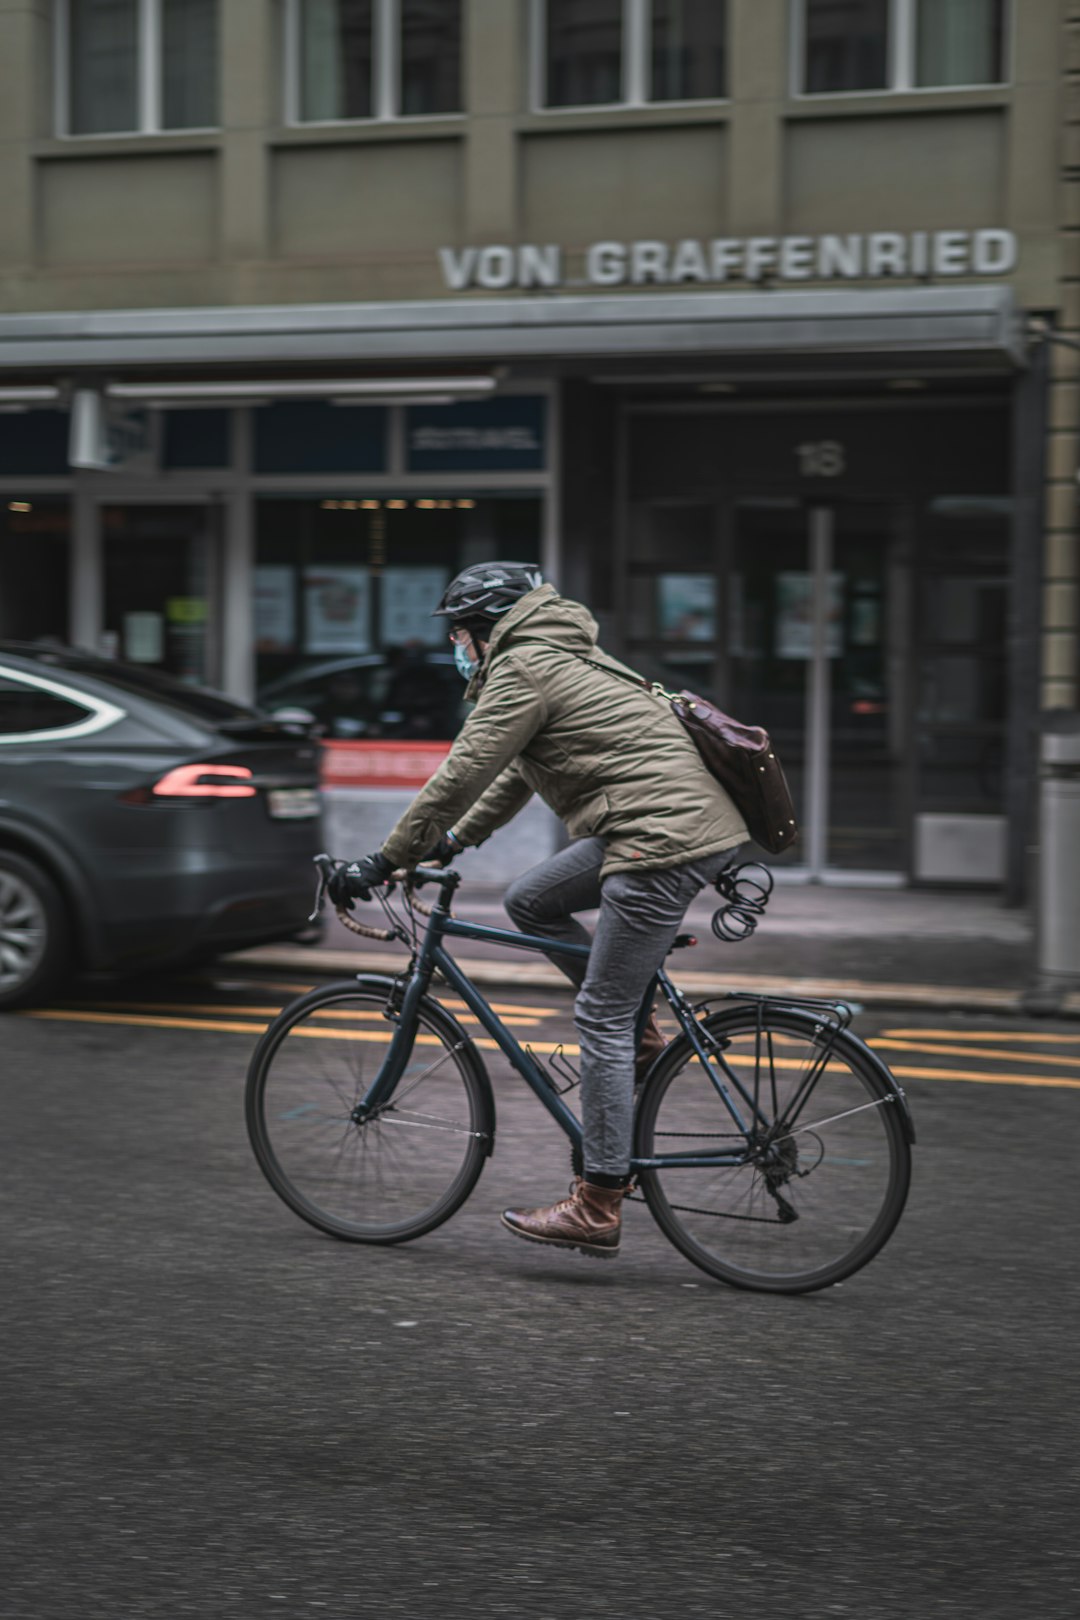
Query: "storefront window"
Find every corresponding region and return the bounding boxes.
[254,495,542,739]
[0,500,71,644]
[102,505,221,685]
[914,503,1009,812]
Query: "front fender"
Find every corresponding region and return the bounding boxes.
[352,973,497,1157]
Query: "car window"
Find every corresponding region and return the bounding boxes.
[259,655,466,740]
[18,651,253,724]
[0,677,94,738]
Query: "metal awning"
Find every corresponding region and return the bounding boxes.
[0,285,1024,373]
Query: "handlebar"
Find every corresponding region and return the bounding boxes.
[309,852,459,924]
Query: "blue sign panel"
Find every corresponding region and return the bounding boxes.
[254,403,387,474]
[406,396,547,473]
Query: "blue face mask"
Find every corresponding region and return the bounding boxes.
[454,641,479,681]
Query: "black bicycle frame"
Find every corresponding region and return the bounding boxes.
[354,877,777,1173]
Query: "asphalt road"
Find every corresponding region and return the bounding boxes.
[4,966,1079,1619]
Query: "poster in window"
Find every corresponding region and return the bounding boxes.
[658,574,716,642]
[254,566,296,653]
[381,568,449,648]
[303,566,371,654]
[776,571,844,659]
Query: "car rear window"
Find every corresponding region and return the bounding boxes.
[0,678,91,735]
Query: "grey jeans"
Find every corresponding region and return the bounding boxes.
[504,837,736,1179]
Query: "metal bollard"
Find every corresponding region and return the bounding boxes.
[1034,714,1080,1003]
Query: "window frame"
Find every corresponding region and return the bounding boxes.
[531,0,729,114]
[0,666,125,745]
[55,0,220,139]
[284,0,466,128]
[790,0,1012,100]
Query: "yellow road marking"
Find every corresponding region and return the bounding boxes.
[889,1064,1080,1090]
[79,1000,543,1029]
[881,1027,1080,1046]
[871,1037,1080,1070]
[14,1007,1080,1088]
[200,979,564,1019]
[19,1007,578,1055]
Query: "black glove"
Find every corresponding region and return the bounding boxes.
[420,830,464,868]
[327,851,394,910]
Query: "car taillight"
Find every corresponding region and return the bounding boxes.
[152,764,257,799]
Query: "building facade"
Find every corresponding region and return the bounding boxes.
[0,0,1075,893]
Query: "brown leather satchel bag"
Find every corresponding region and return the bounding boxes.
[665,689,798,855]
[578,653,799,855]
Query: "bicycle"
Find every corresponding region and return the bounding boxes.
[245,856,915,1294]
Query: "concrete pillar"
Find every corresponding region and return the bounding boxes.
[222,410,255,704]
[1044,2,1080,709]
[0,2,50,274]
[461,0,522,241]
[219,0,275,271]
[725,1,785,236]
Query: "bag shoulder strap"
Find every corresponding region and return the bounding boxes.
[530,641,680,702]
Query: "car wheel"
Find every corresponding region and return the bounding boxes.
[0,851,71,1010]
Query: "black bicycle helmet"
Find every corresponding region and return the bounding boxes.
[431,561,544,621]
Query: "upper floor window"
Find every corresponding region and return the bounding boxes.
[798,0,1007,96]
[537,0,727,110]
[289,0,462,123]
[60,0,218,136]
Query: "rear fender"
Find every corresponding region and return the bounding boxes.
[835,1026,917,1145]
[693,1002,917,1147]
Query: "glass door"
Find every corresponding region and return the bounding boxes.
[731,501,907,879]
[101,502,223,685]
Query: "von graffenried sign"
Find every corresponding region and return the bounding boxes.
[438,228,1018,291]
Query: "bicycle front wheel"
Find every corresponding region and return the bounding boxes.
[635,1005,912,1293]
[246,977,494,1243]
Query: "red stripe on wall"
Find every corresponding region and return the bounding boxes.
[321,740,452,790]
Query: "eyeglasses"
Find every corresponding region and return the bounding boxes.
[448,627,473,646]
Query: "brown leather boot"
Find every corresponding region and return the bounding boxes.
[501,1179,625,1259]
[635,1010,668,1086]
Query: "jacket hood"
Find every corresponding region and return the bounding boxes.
[465,585,598,698]
[488,584,598,657]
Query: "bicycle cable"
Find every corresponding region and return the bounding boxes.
[710,862,775,943]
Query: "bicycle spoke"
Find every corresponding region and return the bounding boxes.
[250,987,488,1241]
[638,1008,909,1291]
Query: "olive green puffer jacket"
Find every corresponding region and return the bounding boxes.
[380,584,747,878]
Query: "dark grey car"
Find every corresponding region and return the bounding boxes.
[0,645,323,1008]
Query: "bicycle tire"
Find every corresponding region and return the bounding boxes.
[634,1004,912,1294]
[246,975,495,1243]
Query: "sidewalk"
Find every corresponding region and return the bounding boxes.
[229,881,1080,1016]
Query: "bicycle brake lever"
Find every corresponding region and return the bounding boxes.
[309,861,331,923]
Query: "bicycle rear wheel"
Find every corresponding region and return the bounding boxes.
[246,977,494,1243]
[634,1004,911,1293]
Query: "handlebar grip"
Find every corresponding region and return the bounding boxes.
[408,865,458,891]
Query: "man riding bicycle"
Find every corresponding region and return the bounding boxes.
[331,563,747,1259]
